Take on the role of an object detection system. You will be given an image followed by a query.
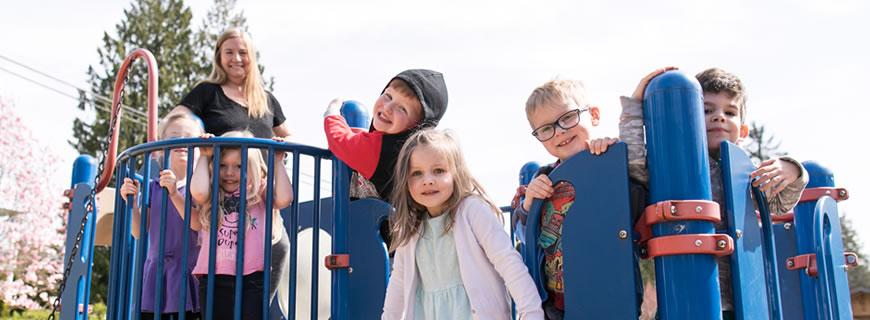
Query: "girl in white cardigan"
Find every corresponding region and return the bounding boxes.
[383,129,544,320]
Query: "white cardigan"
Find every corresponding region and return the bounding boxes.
[382,196,544,320]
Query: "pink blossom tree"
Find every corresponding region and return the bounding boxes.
[0,97,66,311]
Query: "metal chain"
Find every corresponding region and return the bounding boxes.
[48,82,127,320]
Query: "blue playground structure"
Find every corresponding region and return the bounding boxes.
[56,50,860,319]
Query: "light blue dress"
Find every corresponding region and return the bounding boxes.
[414,214,473,320]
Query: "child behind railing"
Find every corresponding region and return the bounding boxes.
[119,111,204,319]
[186,130,294,320]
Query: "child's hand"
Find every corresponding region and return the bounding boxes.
[324,98,343,118]
[632,67,678,101]
[159,170,179,196]
[523,174,554,212]
[750,158,801,197]
[119,178,140,203]
[587,137,618,155]
[198,133,215,157]
[272,136,289,162]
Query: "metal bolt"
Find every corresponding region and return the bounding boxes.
[787,260,794,268]
[674,224,686,233]
[735,230,743,239]
[348,267,354,274]
[694,239,703,247]
[717,240,727,249]
[825,190,832,195]
[670,205,676,214]
[618,230,628,239]
[846,255,857,264]
[695,206,702,213]
[839,190,847,197]
[784,223,792,230]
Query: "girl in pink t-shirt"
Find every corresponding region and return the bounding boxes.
[187,130,293,320]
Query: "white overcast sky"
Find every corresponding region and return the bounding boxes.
[1,0,868,249]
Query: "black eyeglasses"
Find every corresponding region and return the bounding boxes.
[531,108,588,142]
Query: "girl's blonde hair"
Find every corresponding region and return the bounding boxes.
[205,27,270,119]
[389,129,501,251]
[198,131,273,229]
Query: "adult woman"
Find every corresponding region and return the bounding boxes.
[172,27,290,314]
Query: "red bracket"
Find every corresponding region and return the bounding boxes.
[635,200,721,243]
[799,187,849,203]
[787,253,818,276]
[786,252,860,277]
[642,234,734,259]
[324,254,350,270]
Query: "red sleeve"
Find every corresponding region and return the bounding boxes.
[324,115,381,179]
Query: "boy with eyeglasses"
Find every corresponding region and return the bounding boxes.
[512,78,633,319]
[619,67,808,318]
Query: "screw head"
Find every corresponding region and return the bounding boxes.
[787,260,794,267]
[784,223,792,230]
[695,206,702,213]
[735,230,743,238]
[618,230,628,239]
[839,190,847,197]
[717,240,727,249]
[694,239,703,247]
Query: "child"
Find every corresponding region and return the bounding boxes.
[619,67,809,316]
[512,79,639,319]
[382,129,543,320]
[187,130,294,320]
[323,69,448,200]
[119,111,204,319]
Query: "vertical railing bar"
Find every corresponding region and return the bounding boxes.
[206,146,222,320]
[178,145,195,320]
[106,157,130,320]
[288,152,301,320]
[131,152,153,320]
[262,147,276,319]
[154,148,171,319]
[310,157,322,320]
[234,145,249,320]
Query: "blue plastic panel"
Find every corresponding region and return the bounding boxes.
[812,197,853,319]
[720,142,770,319]
[773,222,804,320]
[347,198,391,319]
[523,143,639,318]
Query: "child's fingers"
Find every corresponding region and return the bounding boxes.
[752,169,783,187]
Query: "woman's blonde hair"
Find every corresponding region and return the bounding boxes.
[206,27,270,119]
[198,131,274,229]
[388,129,501,251]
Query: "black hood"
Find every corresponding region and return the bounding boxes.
[382,69,448,128]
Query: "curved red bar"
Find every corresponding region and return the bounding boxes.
[95,48,159,193]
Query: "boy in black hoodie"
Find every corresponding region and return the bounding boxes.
[323,69,448,201]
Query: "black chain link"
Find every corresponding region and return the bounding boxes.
[48,82,127,320]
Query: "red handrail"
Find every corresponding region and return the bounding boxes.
[95,48,159,192]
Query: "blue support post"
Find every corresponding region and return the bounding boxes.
[329,100,369,320]
[643,71,722,319]
[61,155,97,320]
[793,161,831,318]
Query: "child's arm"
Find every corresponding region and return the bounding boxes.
[270,137,294,209]
[187,143,213,231]
[619,67,676,186]
[751,157,809,214]
[467,197,544,319]
[323,99,382,179]
[119,178,145,239]
[381,244,407,320]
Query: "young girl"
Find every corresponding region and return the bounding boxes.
[383,129,544,320]
[119,111,204,319]
[188,130,293,320]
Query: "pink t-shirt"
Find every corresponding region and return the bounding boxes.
[193,199,268,276]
